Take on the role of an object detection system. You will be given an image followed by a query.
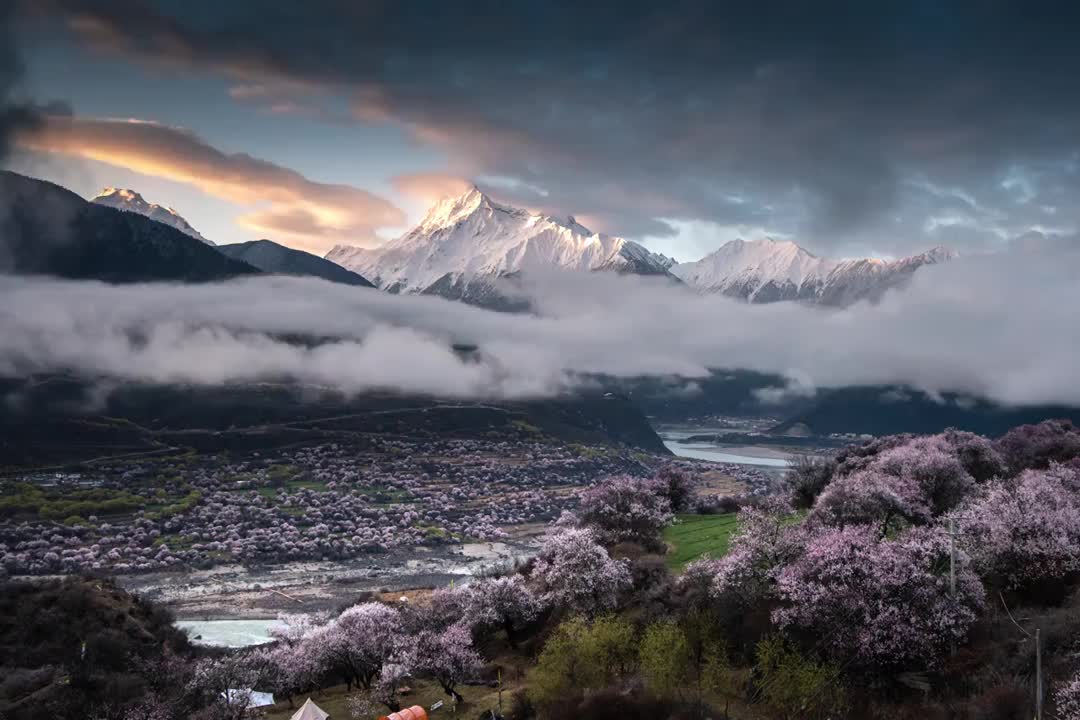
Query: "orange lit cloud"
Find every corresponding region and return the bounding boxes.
[18,115,406,253]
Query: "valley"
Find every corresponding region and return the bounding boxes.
[0,384,807,643]
[0,379,781,633]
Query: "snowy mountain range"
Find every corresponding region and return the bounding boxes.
[84,180,950,308]
[325,187,952,308]
[671,238,956,305]
[92,188,214,246]
[325,187,676,306]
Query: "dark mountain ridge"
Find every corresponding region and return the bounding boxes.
[0,171,258,283]
[219,238,375,286]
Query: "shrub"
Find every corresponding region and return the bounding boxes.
[754,635,846,720]
[527,616,636,712]
[506,689,537,720]
[640,620,691,700]
[638,615,727,705]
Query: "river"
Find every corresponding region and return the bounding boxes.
[662,440,791,467]
[657,424,793,467]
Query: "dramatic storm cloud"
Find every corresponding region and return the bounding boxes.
[19,115,407,253]
[22,0,1080,258]
[1,241,1078,406]
[0,1,45,162]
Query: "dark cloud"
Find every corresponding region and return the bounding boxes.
[1,0,45,161]
[26,1,1080,255]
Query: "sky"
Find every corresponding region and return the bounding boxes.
[4,1,1080,260]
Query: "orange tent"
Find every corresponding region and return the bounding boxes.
[378,707,428,720]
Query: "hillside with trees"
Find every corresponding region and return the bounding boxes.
[7,420,1080,719]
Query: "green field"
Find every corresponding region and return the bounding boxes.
[664,513,739,570]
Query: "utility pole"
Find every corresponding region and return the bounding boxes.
[1000,592,1041,720]
[1035,628,1043,720]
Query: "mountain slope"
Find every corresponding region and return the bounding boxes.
[672,238,955,305]
[771,385,1080,438]
[218,239,375,286]
[325,187,676,303]
[0,171,259,282]
[92,187,214,245]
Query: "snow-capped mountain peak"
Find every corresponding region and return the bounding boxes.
[673,237,954,305]
[673,237,830,294]
[92,187,214,245]
[325,188,674,300]
[417,185,489,232]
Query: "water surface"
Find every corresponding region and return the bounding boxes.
[662,440,791,467]
[176,618,286,647]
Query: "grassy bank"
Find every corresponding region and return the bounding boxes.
[663,512,738,570]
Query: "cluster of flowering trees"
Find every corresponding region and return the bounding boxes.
[994,419,1080,473]
[261,574,548,709]
[954,468,1080,589]
[685,421,1080,672]
[1,436,658,575]
[243,467,694,711]
[809,431,1002,534]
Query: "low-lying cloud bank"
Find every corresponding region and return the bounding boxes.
[0,239,1078,406]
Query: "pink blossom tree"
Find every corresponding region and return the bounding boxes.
[651,466,697,513]
[308,602,405,690]
[1055,672,1080,720]
[531,527,631,616]
[773,525,984,669]
[463,575,543,648]
[345,662,412,716]
[954,469,1080,589]
[411,623,483,703]
[811,469,930,534]
[939,429,1008,482]
[403,585,468,634]
[703,504,807,608]
[256,642,322,708]
[187,655,261,720]
[994,419,1080,473]
[873,438,975,515]
[576,474,673,549]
